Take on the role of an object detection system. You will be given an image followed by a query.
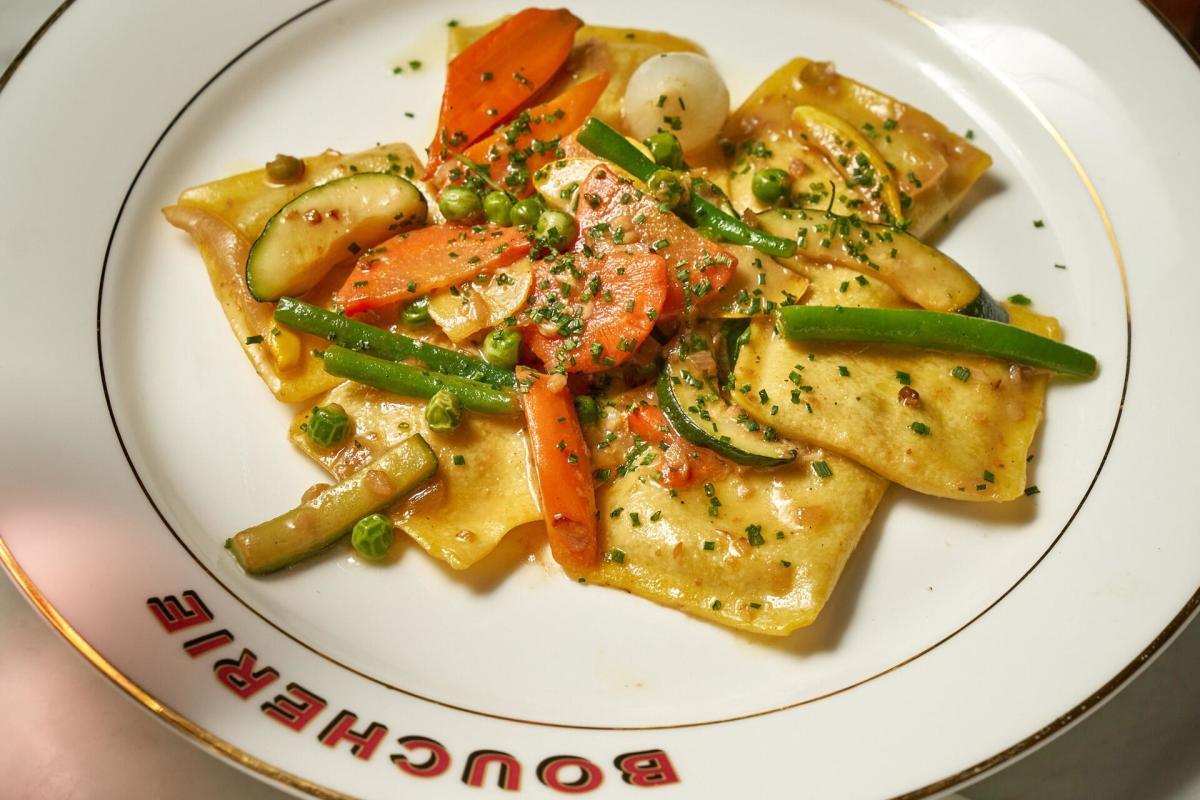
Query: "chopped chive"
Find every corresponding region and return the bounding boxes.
[910,421,931,436]
[983,470,995,483]
[1008,293,1032,306]
[452,454,466,465]
[703,540,715,551]
[1032,219,1044,228]
[838,365,850,377]
[711,600,723,610]
[610,548,626,564]
[1025,485,1041,495]
[895,370,911,385]
[951,366,971,381]
[746,524,765,546]
[245,335,264,345]
[811,460,833,479]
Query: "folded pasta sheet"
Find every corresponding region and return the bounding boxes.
[588,447,887,635]
[290,381,542,569]
[733,279,1056,501]
[164,143,428,402]
[724,58,991,238]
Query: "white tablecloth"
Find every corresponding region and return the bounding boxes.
[2,2,1198,797]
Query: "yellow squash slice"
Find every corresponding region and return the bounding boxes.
[290,381,541,569]
[724,58,991,238]
[426,258,534,343]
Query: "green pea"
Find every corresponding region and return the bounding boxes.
[438,186,483,221]
[535,209,577,251]
[424,388,463,432]
[351,513,393,560]
[265,154,305,184]
[305,403,349,447]
[751,168,792,205]
[573,395,600,424]
[511,197,544,228]
[401,295,431,326]
[482,328,521,369]
[647,169,687,209]
[483,191,513,226]
[643,132,683,170]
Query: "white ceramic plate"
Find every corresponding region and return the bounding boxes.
[2,1,1198,797]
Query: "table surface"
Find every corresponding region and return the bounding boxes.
[2,1,1199,798]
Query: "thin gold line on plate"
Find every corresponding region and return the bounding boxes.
[0,0,1185,797]
[0,537,353,800]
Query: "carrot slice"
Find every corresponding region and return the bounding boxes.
[335,224,530,315]
[627,404,728,489]
[425,8,583,180]
[574,165,737,317]
[523,250,667,373]
[464,72,610,196]
[516,366,598,571]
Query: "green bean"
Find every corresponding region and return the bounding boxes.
[775,306,1097,378]
[274,297,516,388]
[575,118,796,258]
[322,345,517,414]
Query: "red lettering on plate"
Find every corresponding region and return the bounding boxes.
[213,649,280,699]
[536,755,604,793]
[261,683,327,732]
[613,750,680,787]
[462,750,522,791]
[183,629,234,657]
[318,710,388,761]
[391,735,452,778]
[146,590,213,632]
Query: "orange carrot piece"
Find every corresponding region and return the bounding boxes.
[335,224,530,315]
[516,366,598,571]
[523,250,667,373]
[628,404,728,489]
[464,72,610,196]
[425,8,582,180]
[574,165,737,317]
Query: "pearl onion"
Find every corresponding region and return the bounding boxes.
[623,52,730,154]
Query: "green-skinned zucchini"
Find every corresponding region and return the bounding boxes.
[755,208,1007,322]
[229,435,438,574]
[657,342,796,467]
[245,172,426,301]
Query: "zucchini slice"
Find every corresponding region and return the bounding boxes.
[230,435,438,574]
[657,341,796,467]
[756,208,1008,322]
[245,172,426,301]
